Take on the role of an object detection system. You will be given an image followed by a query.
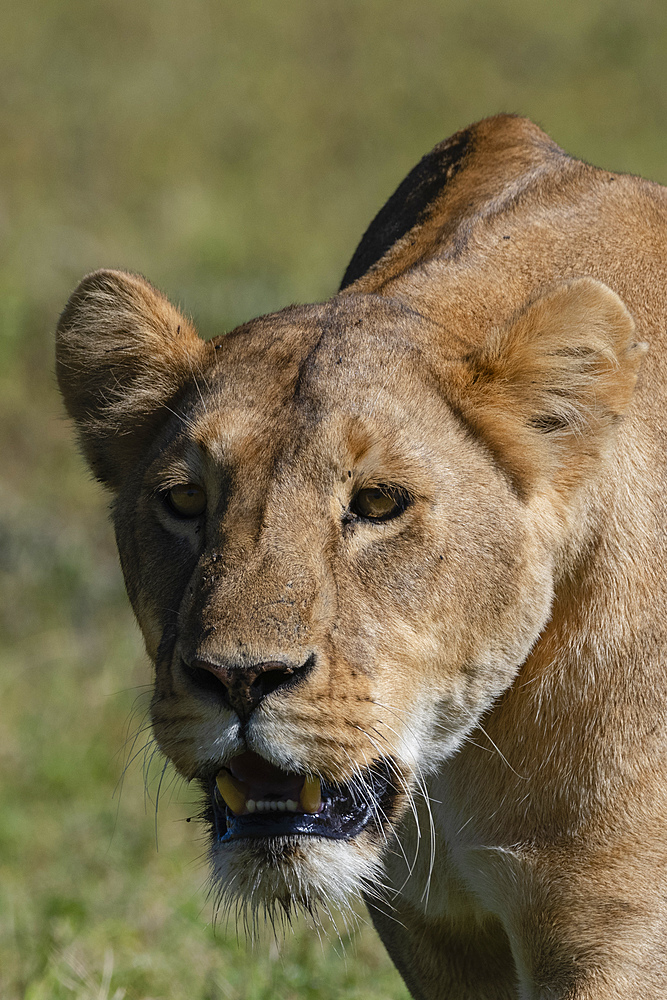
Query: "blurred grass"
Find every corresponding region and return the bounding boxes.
[2,0,667,996]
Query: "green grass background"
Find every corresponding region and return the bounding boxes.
[2,1,667,997]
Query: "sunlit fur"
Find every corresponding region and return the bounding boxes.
[57,115,667,999]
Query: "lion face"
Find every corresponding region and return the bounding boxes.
[56,256,642,925]
[61,275,597,919]
[151,304,553,917]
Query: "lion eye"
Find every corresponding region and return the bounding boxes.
[165,483,207,518]
[351,486,407,522]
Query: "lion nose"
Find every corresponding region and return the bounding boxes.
[184,654,315,719]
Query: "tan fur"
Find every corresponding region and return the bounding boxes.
[57,115,667,998]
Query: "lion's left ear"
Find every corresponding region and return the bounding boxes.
[56,269,211,490]
[447,278,647,499]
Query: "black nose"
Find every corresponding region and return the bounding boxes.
[183,653,315,718]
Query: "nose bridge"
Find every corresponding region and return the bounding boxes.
[187,528,323,667]
[181,446,335,663]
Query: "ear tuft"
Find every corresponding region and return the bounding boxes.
[449,278,647,499]
[56,269,209,488]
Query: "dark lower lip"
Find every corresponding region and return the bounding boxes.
[209,759,396,842]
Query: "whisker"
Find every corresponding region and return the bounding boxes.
[372,716,438,907]
[464,712,527,780]
[352,725,424,893]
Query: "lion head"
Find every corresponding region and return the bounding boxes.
[56,116,647,941]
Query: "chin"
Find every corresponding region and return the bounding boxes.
[206,829,386,928]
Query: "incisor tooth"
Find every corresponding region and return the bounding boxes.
[300,775,322,814]
[215,771,246,815]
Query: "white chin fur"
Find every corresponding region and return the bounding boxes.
[208,832,386,926]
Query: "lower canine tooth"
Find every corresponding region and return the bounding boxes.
[300,775,322,814]
[215,771,246,815]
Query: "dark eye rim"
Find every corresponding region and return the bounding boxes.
[348,484,412,524]
[161,483,207,519]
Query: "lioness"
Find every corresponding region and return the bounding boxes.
[56,114,667,998]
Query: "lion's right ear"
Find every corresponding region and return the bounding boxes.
[56,269,210,490]
[445,278,647,502]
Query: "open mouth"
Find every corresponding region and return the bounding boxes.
[210,751,396,842]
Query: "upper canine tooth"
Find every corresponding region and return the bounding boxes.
[300,775,322,814]
[215,770,246,815]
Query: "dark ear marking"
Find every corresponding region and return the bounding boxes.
[339,126,473,290]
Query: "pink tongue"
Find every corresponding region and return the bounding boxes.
[228,751,304,800]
